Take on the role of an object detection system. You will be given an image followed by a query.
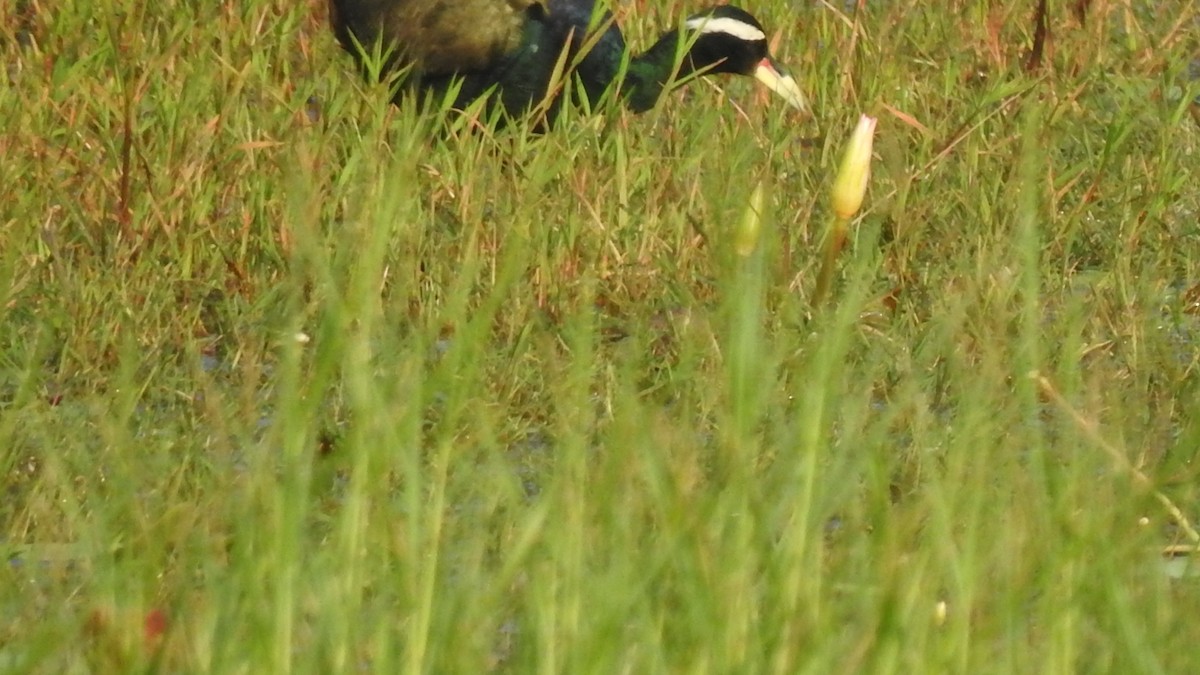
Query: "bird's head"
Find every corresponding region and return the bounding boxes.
[680,6,807,111]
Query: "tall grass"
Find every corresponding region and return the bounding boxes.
[2,0,1199,672]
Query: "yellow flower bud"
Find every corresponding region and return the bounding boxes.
[831,114,877,221]
[735,181,767,258]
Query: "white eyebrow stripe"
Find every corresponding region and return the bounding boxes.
[684,16,766,42]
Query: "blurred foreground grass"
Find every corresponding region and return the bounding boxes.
[2,0,1200,672]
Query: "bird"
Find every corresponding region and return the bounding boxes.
[329,0,807,124]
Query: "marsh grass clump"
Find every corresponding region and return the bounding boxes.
[1,1,1199,672]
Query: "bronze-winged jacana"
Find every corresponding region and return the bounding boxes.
[330,0,807,123]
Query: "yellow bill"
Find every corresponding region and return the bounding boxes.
[753,57,807,111]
